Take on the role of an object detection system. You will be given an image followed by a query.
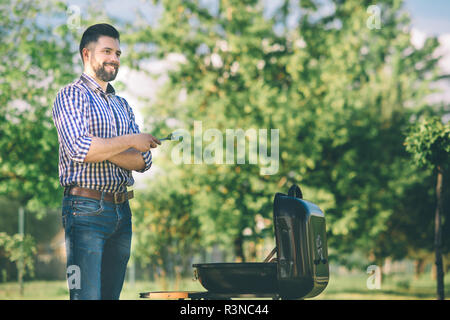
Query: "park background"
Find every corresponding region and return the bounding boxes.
[0,0,449,299]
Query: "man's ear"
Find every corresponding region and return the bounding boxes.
[82,47,91,64]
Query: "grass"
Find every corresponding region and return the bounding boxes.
[0,272,448,300]
[312,272,450,300]
[0,277,205,300]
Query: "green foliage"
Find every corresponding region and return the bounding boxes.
[404,116,449,299]
[128,0,292,261]
[131,167,202,273]
[0,0,82,209]
[405,116,450,172]
[0,232,37,279]
[124,0,444,265]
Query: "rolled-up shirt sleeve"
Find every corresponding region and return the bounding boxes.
[121,97,153,173]
[52,86,92,163]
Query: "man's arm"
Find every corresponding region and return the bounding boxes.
[107,148,146,171]
[84,135,134,163]
[84,134,160,164]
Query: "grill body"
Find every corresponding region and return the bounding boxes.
[193,185,330,299]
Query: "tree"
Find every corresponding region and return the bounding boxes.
[283,0,443,267]
[125,0,288,261]
[130,168,202,278]
[405,116,450,300]
[0,0,81,210]
[124,0,446,266]
[0,232,36,294]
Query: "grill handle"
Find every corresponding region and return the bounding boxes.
[288,184,303,199]
[263,247,277,263]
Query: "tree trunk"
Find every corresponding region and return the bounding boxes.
[414,258,425,280]
[18,206,24,296]
[434,167,444,300]
[234,236,246,262]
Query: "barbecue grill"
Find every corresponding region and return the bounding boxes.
[140,184,329,300]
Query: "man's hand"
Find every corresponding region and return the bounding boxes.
[132,133,161,152]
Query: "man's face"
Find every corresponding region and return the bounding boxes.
[84,36,121,82]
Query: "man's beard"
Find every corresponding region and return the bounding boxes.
[93,60,119,82]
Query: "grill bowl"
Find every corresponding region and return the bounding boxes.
[193,262,278,294]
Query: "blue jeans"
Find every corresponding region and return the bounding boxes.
[62,193,132,300]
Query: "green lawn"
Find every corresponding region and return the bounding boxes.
[0,273,448,300]
[312,273,450,300]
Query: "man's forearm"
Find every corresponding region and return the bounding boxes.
[84,135,135,163]
[107,148,146,171]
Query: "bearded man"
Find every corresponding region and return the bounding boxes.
[52,23,160,300]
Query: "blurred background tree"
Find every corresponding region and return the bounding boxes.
[124,0,448,279]
[405,116,450,300]
[0,0,80,210]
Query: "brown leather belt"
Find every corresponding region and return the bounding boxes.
[66,186,134,204]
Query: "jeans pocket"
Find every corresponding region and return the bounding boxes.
[62,197,72,228]
[71,196,103,216]
[62,206,73,232]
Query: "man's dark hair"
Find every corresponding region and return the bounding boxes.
[79,23,120,63]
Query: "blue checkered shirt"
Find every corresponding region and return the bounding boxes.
[52,73,152,193]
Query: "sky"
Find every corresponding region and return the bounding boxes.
[403,0,450,35]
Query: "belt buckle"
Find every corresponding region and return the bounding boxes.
[114,192,122,204]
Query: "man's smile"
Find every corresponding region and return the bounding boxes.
[105,63,118,69]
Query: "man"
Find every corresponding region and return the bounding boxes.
[52,23,160,300]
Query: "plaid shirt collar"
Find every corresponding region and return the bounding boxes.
[80,72,116,96]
